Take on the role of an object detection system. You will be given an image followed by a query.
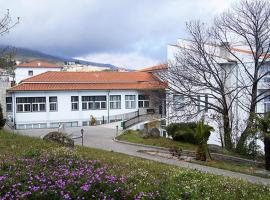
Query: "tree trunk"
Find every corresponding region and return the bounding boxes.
[223,113,233,150]
[236,110,256,153]
[265,136,270,171]
[236,81,258,153]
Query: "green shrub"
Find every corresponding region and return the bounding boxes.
[166,122,197,144]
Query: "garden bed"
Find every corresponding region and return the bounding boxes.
[117,130,267,177]
[1,130,270,199]
[116,130,197,151]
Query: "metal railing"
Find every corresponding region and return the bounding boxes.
[122,113,161,129]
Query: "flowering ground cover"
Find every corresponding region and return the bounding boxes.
[0,130,270,199]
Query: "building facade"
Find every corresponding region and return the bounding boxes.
[14,60,63,83]
[7,71,166,129]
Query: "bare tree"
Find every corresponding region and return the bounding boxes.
[0,9,19,36]
[162,0,270,153]
[214,0,270,152]
[160,21,242,150]
[0,9,19,78]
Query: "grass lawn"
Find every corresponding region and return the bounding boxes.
[1,130,270,199]
[117,130,268,178]
[116,129,197,151]
[191,160,269,179]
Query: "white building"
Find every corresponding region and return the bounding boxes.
[167,39,269,147]
[14,60,63,83]
[6,71,166,129]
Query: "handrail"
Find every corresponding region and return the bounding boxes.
[122,113,161,129]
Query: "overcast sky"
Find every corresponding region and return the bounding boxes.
[1,0,234,69]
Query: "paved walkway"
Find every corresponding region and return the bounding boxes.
[9,124,270,185]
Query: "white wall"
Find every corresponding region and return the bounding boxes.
[10,90,157,129]
[15,67,61,83]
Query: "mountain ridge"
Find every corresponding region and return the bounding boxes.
[0,45,118,69]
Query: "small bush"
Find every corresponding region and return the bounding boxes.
[166,122,197,144]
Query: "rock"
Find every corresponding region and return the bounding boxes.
[149,128,160,138]
[43,132,74,147]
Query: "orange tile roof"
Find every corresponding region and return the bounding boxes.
[16,60,62,68]
[9,71,166,91]
[139,64,168,72]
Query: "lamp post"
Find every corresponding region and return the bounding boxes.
[81,128,84,146]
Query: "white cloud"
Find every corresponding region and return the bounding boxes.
[0,0,235,68]
[77,52,161,70]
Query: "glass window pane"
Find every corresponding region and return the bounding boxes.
[49,97,57,102]
[39,104,46,111]
[32,104,38,111]
[89,102,94,109]
[144,101,149,108]
[24,104,31,112]
[6,97,12,103]
[94,102,100,109]
[82,102,87,110]
[72,103,78,110]
[17,104,23,112]
[101,102,106,109]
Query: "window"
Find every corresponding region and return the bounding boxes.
[264,77,270,82]
[110,95,121,109]
[138,95,150,108]
[65,121,78,127]
[49,96,57,111]
[6,97,12,112]
[173,95,184,111]
[28,70,33,76]
[71,96,79,111]
[265,95,270,113]
[82,96,106,110]
[16,97,46,112]
[82,121,89,126]
[125,95,136,109]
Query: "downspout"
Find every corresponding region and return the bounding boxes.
[236,63,239,139]
[12,92,16,129]
[107,90,110,123]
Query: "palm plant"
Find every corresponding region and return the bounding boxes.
[195,120,214,161]
[256,112,270,170]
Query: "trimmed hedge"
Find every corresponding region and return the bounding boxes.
[166,122,197,144]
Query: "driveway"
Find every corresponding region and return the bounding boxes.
[9,123,270,185]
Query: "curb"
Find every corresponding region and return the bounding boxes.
[113,138,170,151]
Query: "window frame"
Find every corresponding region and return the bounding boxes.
[71,96,79,111]
[138,95,150,108]
[16,97,46,113]
[125,95,136,109]
[6,97,12,112]
[49,96,58,112]
[173,94,185,111]
[81,96,107,110]
[110,95,121,109]
[28,70,33,76]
